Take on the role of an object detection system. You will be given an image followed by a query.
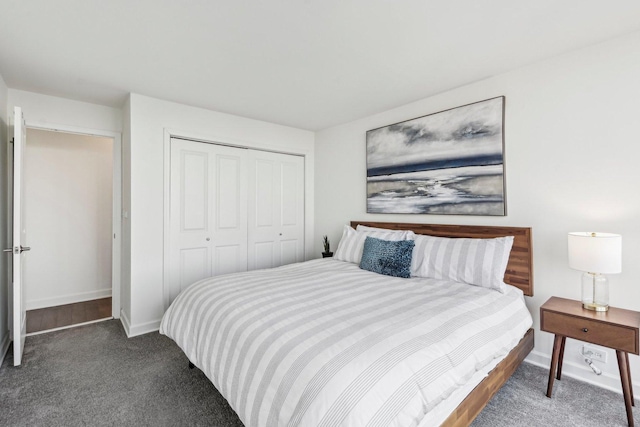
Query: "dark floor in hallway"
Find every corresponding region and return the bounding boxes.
[26,297,112,333]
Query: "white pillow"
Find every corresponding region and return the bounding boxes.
[411,234,514,293]
[334,225,414,264]
[356,225,411,234]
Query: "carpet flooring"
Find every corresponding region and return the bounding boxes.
[0,320,637,426]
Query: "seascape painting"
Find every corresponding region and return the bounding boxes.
[366,97,506,215]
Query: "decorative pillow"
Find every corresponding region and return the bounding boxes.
[360,236,415,278]
[334,225,414,264]
[411,234,514,293]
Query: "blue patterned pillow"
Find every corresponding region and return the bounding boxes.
[359,236,415,278]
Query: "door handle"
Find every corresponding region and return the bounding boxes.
[3,246,30,254]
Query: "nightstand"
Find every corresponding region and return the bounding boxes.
[541,297,640,426]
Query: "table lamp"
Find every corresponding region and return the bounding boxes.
[568,232,621,312]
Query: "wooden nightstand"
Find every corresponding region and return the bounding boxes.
[541,297,640,426]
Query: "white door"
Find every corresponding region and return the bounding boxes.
[247,150,304,270]
[9,107,29,366]
[168,138,248,304]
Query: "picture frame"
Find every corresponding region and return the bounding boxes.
[366,96,506,216]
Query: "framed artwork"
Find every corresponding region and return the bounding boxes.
[366,96,506,216]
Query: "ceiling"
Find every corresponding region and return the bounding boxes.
[1,1,640,131]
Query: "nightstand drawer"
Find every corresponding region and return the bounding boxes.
[542,310,638,353]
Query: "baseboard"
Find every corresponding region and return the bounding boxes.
[128,319,161,337]
[26,288,112,310]
[120,309,131,337]
[0,330,10,367]
[525,350,640,396]
[120,310,160,338]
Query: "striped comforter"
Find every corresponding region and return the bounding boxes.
[160,258,532,427]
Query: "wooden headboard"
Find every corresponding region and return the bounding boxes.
[351,221,534,297]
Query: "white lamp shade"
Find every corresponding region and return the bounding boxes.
[568,232,621,274]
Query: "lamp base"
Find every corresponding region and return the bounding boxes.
[583,302,609,312]
[581,272,609,313]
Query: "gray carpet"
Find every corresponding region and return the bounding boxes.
[0,320,637,426]
[1,320,243,426]
[472,358,639,427]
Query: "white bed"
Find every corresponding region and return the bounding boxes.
[160,257,532,427]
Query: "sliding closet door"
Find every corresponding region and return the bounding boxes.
[247,150,304,270]
[168,138,248,303]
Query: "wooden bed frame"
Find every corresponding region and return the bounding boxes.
[351,221,535,427]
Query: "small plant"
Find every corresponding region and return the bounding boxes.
[322,235,330,253]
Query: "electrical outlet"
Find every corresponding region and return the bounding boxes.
[582,345,607,363]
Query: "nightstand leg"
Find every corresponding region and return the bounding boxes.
[624,352,634,407]
[616,350,634,427]
[546,334,563,398]
[556,336,566,380]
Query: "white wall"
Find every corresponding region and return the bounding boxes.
[0,73,10,364]
[124,94,315,336]
[315,31,640,394]
[24,129,113,309]
[7,90,122,133]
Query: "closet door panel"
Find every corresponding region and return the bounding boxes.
[253,241,275,270]
[248,150,304,271]
[280,162,299,226]
[254,159,275,227]
[248,154,278,270]
[179,247,208,296]
[169,139,248,306]
[280,239,299,266]
[181,151,208,231]
[216,156,242,229]
[170,139,213,304]
[279,154,305,264]
[210,146,248,277]
[215,244,243,276]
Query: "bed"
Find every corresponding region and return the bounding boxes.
[160,221,534,427]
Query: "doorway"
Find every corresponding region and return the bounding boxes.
[23,127,121,334]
